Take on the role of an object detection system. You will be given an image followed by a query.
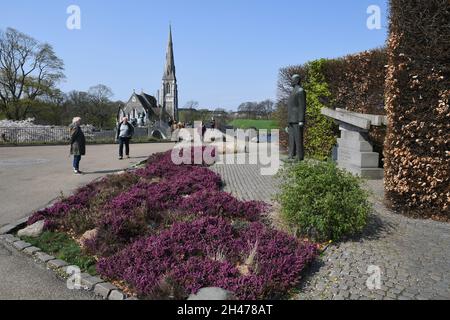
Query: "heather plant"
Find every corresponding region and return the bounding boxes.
[27,172,138,229]
[97,217,317,300]
[180,190,267,221]
[26,149,318,299]
[277,160,370,241]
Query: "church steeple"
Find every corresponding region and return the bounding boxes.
[160,24,178,121]
[163,24,176,81]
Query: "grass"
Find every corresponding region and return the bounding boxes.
[229,119,279,130]
[21,231,97,275]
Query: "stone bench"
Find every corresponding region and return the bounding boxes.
[321,108,387,180]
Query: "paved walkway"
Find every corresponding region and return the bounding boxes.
[211,159,450,300]
[0,143,174,300]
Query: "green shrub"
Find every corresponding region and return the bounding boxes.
[302,60,337,160]
[277,161,370,242]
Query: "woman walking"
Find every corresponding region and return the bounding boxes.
[117,117,135,160]
[70,117,86,175]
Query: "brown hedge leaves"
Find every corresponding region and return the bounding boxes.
[384,0,450,218]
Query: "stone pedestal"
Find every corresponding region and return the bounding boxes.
[337,127,383,180]
[321,107,386,180]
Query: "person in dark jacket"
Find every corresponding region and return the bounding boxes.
[116,117,135,160]
[70,117,86,175]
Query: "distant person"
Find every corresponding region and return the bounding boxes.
[202,123,207,137]
[211,118,216,129]
[69,117,86,175]
[116,117,135,160]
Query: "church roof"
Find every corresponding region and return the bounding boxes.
[123,91,171,119]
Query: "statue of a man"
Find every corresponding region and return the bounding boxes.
[287,74,307,161]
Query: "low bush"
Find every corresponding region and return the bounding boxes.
[277,161,370,242]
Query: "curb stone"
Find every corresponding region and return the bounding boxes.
[94,282,118,299]
[47,259,69,269]
[23,246,41,255]
[35,252,55,263]
[0,188,134,301]
[1,234,18,244]
[81,276,104,291]
[0,217,29,235]
[4,235,20,244]
[0,223,132,300]
[13,240,32,251]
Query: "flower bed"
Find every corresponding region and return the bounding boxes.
[26,148,317,299]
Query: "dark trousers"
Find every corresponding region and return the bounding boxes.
[73,155,81,170]
[119,137,130,157]
[288,123,305,161]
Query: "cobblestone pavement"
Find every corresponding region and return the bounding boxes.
[211,159,450,300]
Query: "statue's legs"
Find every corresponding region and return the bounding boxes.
[288,123,296,159]
[289,124,305,161]
[297,126,304,161]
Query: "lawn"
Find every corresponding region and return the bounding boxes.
[22,231,97,275]
[229,119,279,130]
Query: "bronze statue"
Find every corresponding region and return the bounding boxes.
[287,74,307,161]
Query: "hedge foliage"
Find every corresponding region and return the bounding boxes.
[277,161,370,242]
[384,0,450,218]
[275,48,387,158]
[302,60,336,160]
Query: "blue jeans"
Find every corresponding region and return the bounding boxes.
[119,137,130,157]
[73,155,81,171]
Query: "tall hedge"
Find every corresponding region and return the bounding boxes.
[384,0,450,218]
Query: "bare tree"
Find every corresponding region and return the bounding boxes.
[88,84,115,129]
[0,28,65,120]
[183,100,199,110]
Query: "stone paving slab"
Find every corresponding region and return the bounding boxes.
[211,160,450,300]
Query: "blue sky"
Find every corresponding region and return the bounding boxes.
[0,0,388,110]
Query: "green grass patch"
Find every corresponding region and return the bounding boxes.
[21,231,97,275]
[229,119,279,130]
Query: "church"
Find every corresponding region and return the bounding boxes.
[119,26,179,126]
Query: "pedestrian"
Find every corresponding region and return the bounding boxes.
[202,122,207,139]
[117,116,135,160]
[69,117,86,175]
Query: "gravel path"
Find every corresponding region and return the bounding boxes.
[211,159,450,300]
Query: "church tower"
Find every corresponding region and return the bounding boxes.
[160,25,178,121]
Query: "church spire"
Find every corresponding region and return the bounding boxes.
[160,24,178,122]
[163,24,176,80]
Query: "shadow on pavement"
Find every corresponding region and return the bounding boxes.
[83,169,124,175]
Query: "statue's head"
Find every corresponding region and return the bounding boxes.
[291,74,301,86]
